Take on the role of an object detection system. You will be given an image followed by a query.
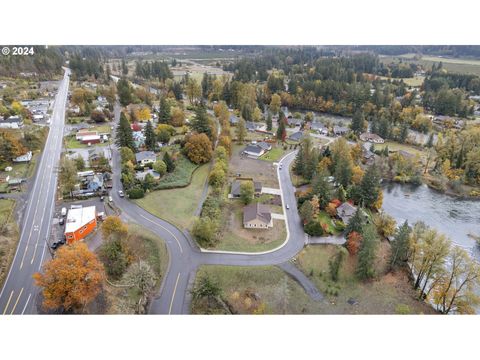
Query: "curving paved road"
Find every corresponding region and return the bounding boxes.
[110,103,320,314]
[0,69,70,315]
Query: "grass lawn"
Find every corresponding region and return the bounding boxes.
[295,244,436,314]
[90,124,112,134]
[212,199,287,252]
[0,199,19,289]
[67,116,85,124]
[260,146,286,162]
[191,265,325,314]
[318,211,341,235]
[64,135,107,149]
[373,141,426,160]
[135,163,209,229]
[154,155,199,190]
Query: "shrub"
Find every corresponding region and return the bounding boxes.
[304,221,324,236]
[128,187,145,199]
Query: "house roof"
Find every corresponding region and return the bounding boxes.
[243,203,272,225]
[65,206,96,233]
[244,144,263,155]
[82,134,101,142]
[256,141,271,150]
[360,132,384,142]
[289,131,304,141]
[311,122,327,131]
[333,126,349,134]
[231,180,262,196]
[88,147,105,158]
[336,202,357,219]
[135,151,156,162]
[245,121,259,130]
[229,114,239,123]
[1,115,22,123]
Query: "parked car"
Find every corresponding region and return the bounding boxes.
[100,196,104,202]
[108,196,113,202]
[118,190,124,197]
[61,207,67,216]
[286,204,290,210]
[59,217,64,226]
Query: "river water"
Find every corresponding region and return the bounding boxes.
[382,183,480,260]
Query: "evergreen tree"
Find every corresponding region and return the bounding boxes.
[117,78,132,106]
[337,184,347,202]
[358,165,381,208]
[426,132,434,148]
[144,120,156,151]
[236,118,247,143]
[116,112,135,151]
[356,224,379,280]
[334,156,353,188]
[266,112,273,131]
[311,171,332,208]
[389,220,411,269]
[399,122,409,143]
[276,117,286,142]
[159,96,171,124]
[191,104,211,138]
[351,110,364,134]
[163,151,175,173]
[344,208,364,235]
[172,82,183,101]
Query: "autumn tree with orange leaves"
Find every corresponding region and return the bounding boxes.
[33,242,105,313]
[346,231,362,255]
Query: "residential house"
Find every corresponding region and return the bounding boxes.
[311,122,328,135]
[333,126,349,136]
[135,151,156,165]
[13,151,32,163]
[76,130,98,141]
[336,202,357,224]
[229,114,239,125]
[243,144,267,158]
[231,179,262,197]
[289,131,304,142]
[81,134,101,144]
[256,141,272,152]
[245,121,261,132]
[85,174,104,192]
[132,131,146,148]
[243,203,273,229]
[88,148,106,162]
[287,118,302,127]
[135,169,161,181]
[360,132,385,144]
[0,115,23,129]
[362,143,376,165]
[64,206,97,244]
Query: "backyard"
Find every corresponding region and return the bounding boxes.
[135,163,209,229]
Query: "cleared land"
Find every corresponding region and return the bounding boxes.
[295,244,436,314]
[191,265,325,314]
[154,155,199,190]
[135,163,209,229]
[213,199,286,252]
[228,145,279,188]
[380,54,480,76]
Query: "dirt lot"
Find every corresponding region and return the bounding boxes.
[228,145,279,188]
[213,199,286,252]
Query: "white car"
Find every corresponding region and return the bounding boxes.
[108,196,113,202]
[118,190,124,197]
[286,204,290,210]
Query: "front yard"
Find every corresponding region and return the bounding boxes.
[259,146,286,162]
[211,199,286,252]
[135,163,209,229]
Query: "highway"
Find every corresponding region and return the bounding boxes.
[0,68,70,315]
[109,101,317,313]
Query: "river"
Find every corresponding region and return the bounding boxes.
[382,183,480,259]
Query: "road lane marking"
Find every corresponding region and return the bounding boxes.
[0,72,68,300]
[169,273,181,314]
[10,288,24,314]
[21,293,31,315]
[2,290,14,315]
[19,245,29,270]
[140,215,183,253]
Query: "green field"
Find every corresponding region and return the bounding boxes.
[260,146,286,162]
[135,164,209,229]
[0,199,19,289]
[153,155,199,190]
[380,54,480,76]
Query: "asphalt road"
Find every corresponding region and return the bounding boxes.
[0,69,70,315]
[109,102,315,313]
